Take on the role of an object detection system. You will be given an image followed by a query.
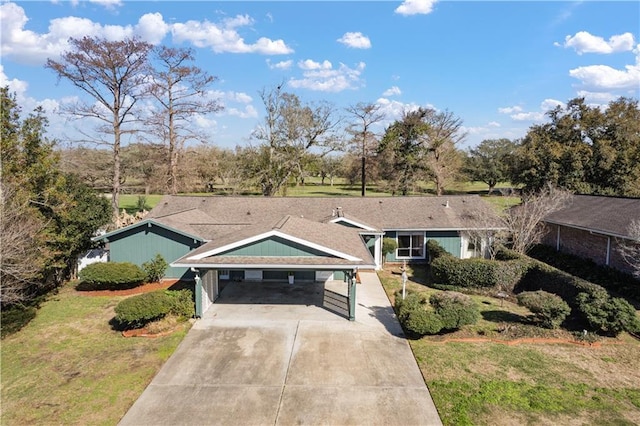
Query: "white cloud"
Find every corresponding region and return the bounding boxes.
[298,59,333,70]
[337,32,371,49]
[395,0,437,16]
[576,90,617,104]
[375,97,432,127]
[266,59,293,70]
[497,105,522,114]
[136,13,170,45]
[499,99,563,122]
[171,16,293,55]
[0,64,29,97]
[289,61,365,92]
[569,61,640,91]
[559,31,635,55]
[226,105,258,119]
[540,98,564,111]
[510,112,544,121]
[89,0,123,10]
[0,3,171,64]
[488,121,500,127]
[382,86,401,97]
[1,4,289,65]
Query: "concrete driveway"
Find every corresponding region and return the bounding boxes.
[119,272,442,425]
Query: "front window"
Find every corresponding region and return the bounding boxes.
[397,233,424,258]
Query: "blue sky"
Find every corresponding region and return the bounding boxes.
[1,0,638,150]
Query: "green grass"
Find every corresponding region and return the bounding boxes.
[118,194,164,213]
[1,283,189,425]
[378,267,640,425]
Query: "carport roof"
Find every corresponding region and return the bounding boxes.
[172,215,375,269]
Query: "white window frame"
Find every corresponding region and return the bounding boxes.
[396,232,426,259]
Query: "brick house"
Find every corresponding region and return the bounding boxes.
[541,195,640,274]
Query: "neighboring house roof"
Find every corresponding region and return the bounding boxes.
[544,195,640,239]
[173,215,375,269]
[148,195,501,239]
[92,218,205,243]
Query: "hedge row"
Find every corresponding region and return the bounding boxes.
[114,289,194,329]
[431,255,530,291]
[427,240,639,335]
[79,262,147,290]
[78,255,169,291]
[528,244,640,302]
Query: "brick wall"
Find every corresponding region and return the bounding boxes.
[542,223,636,275]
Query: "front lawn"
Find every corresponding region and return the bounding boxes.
[379,266,640,425]
[1,282,190,425]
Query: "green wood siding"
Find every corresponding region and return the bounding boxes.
[384,230,462,262]
[107,224,202,279]
[220,236,335,258]
[426,231,461,258]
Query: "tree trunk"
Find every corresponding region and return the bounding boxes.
[112,111,121,219]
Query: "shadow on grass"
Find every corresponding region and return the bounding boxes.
[482,309,527,324]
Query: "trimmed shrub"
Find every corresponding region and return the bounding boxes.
[382,238,398,263]
[427,239,452,260]
[431,256,499,288]
[114,291,173,329]
[529,244,640,302]
[165,289,195,319]
[395,291,425,323]
[516,263,604,306]
[576,290,640,336]
[405,309,443,336]
[142,254,168,283]
[429,291,480,330]
[517,290,571,329]
[79,262,146,290]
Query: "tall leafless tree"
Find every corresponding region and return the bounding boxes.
[345,102,385,196]
[423,109,466,196]
[505,186,572,254]
[46,36,153,217]
[248,85,342,195]
[146,46,222,194]
[617,219,640,278]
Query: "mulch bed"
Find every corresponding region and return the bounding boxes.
[75,279,179,297]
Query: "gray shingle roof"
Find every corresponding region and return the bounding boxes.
[149,195,500,240]
[544,195,640,238]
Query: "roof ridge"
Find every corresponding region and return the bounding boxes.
[273,215,291,229]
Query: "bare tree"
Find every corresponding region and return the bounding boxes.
[345,102,385,196]
[423,109,466,196]
[146,46,222,194]
[617,219,640,278]
[461,203,508,260]
[504,186,572,254]
[46,36,153,217]
[0,182,49,305]
[248,85,342,195]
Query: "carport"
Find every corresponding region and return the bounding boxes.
[171,215,376,321]
[187,265,359,320]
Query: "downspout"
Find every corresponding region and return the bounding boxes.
[556,225,561,251]
[348,269,357,321]
[193,269,202,318]
[606,237,611,266]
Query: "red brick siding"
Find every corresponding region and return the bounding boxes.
[542,223,636,275]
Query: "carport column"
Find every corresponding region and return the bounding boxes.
[193,269,202,318]
[348,269,357,321]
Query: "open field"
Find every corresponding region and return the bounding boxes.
[1,282,190,425]
[378,267,640,425]
[117,180,520,213]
